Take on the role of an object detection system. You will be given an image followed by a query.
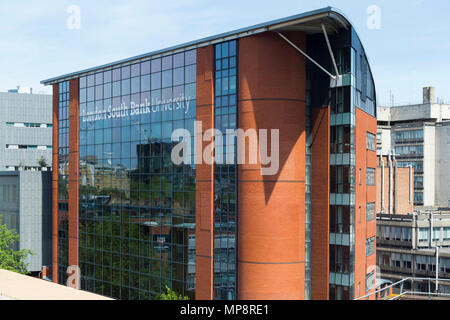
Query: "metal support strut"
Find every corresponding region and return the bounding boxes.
[276,32,336,80]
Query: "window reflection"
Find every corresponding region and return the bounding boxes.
[78,49,197,300]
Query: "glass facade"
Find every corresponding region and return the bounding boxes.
[57,81,70,285]
[213,40,238,300]
[76,49,197,299]
[305,70,312,300]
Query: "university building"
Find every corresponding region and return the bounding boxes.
[377,87,450,208]
[41,7,377,300]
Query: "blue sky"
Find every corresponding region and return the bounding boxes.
[0,0,449,106]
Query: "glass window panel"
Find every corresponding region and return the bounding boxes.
[162,70,172,88]
[95,73,103,85]
[151,73,161,90]
[185,50,196,65]
[141,61,151,75]
[140,75,151,92]
[173,67,184,86]
[112,68,121,81]
[185,65,196,84]
[151,58,161,73]
[112,81,121,97]
[162,56,172,70]
[104,70,112,83]
[104,82,112,99]
[87,75,95,87]
[131,64,140,77]
[121,66,130,79]
[80,76,87,88]
[131,77,140,94]
[173,52,184,68]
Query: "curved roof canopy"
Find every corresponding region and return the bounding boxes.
[41,7,360,85]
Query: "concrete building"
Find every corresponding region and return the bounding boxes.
[41,7,377,300]
[377,87,450,207]
[0,171,52,273]
[0,89,52,171]
[377,210,450,294]
[376,155,414,216]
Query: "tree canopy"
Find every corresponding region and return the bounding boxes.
[0,217,33,274]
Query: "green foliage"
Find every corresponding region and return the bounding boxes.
[38,156,48,168]
[159,286,189,300]
[0,216,34,274]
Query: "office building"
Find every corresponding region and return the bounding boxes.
[0,89,53,171]
[0,171,52,273]
[41,7,377,300]
[377,88,450,207]
[376,156,450,295]
[377,210,450,294]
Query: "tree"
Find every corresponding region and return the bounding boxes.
[0,216,34,274]
[159,286,189,300]
[38,156,48,169]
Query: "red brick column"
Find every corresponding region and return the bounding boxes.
[310,106,330,300]
[195,45,215,300]
[237,32,306,300]
[52,84,59,283]
[68,78,80,268]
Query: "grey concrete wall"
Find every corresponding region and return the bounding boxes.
[436,123,450,208]
[0,92,52,170]
[0,171,52,272]
[18,171,52,272]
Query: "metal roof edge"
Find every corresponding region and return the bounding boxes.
[40,6,374,88]
[41,7,337,85]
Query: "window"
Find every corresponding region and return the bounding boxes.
[415,192,424,204]
[433,227,441,241]
[391,253,401,268]
[365,271,374,291]
[366,237,375,256]
[395,145,424,156]
[443,227,450,241]
[366,168,375,186]
[419,227,428,242]
[330,206,350,234]
[402,254,412,269]
[331,126,351,154]
[366,203,375,221]
[330,166,352,194]
[395,129,424,141]
[330,86,351,114]
[402,227,412,242]
[366,132,375,151]
[398,161,423,174]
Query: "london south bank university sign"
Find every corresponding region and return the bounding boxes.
[80,96,193,123]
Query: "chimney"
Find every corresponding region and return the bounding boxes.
[423,87,435,104]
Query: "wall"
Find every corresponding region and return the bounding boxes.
[19,171,52,272]
[435,123,450,208]
[0,92,52,170]
[354,108,377,298]
[237,31,306,300]
[0,171,52,272]
[423,124,436,206]
[376,158,414,215]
